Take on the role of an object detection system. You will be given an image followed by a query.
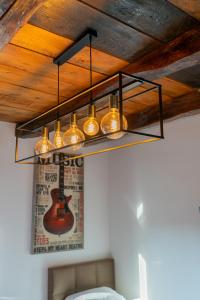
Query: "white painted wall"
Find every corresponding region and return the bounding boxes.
[0,122,110,300]
[1,114,200,300]
[108,115,200,300]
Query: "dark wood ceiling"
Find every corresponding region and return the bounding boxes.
[0,0,14,18]
[0,0,200,128]
[29,0,198,60]
[74,0,198,42]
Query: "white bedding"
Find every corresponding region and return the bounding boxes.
[65,287,126,300]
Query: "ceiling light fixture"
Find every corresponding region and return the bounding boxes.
[15,29,164,165]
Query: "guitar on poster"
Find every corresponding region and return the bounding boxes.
[43,153,74,235]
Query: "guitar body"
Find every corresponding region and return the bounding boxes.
[43,188,74,235]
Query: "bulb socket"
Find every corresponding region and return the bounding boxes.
[109,94,119,109]
[55,119,61,131]
[42,127,48,138]
[71,112,77,125]
[89,104,96,118]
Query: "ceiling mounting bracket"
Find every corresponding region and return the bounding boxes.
[53,28,97,66]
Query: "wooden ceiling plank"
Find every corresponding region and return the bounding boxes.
[0,63,87,97]
[80,0,199,43]
[0,81,60,112]
[0,112,27,123]
[0,104,38,123]
[169,0,200,21]
[127,90,200,130]
[11,23,128,75]
[168,64,200,88]
[29,0,161,61]
[0,43,105,83]
[0,0,45,50]
[154,77,193,98]
[76,0,163,43]
[0,43,105,97]
[0,34,112,124]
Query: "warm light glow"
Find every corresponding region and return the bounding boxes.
[83,116,99,136]
[137,203,144,220]
[100,94,128,139]
[53,120,64,148]
[63,125,85,150]
[35,127,54,158]
[63,113,85,150]
[110,118,118,131]
[54,131,63,148]
[83,104,99,136]
[139,254,148,300]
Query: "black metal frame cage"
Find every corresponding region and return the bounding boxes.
[15,71,164,165]
[15,27,164,165]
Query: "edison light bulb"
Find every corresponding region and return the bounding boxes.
[35,127,54,158]
[63,112,85,151]
[83,104,99,136]
[53,120,64,149]
[100,95,128,139]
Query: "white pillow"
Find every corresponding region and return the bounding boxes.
[65,287,126,300]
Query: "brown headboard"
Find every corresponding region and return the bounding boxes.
[48,258,115,300]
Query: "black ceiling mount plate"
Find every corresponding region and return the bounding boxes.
[53,28,97,66]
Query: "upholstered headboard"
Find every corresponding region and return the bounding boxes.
[48,258,115,300]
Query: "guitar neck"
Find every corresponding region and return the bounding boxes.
[59,154,65,199]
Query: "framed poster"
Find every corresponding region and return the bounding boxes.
[32,153,84,254]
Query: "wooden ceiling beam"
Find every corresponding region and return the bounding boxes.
[0,0,45,50]
[0,0,15,18]
[127,90,200,130]
[124,27,200,80]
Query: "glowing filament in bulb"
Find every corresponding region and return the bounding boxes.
[40,139,49,153]
[71,133,79,144]
[100,107,128,139]
[83,105,99,136]
[35,127,54,158]
[53,120,64,149]
[63,113,85,151]
[110,118,118,131]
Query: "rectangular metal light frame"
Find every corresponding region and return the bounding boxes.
[15,71,164,164]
